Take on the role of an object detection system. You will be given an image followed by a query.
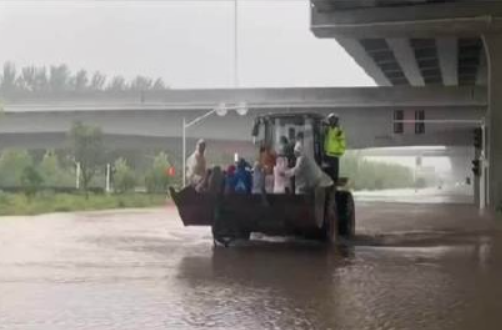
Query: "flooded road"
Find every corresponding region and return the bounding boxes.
[1,199,502,330]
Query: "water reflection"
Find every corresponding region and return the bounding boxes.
[173,231,502,330]
[2,205,502,330]
[174,242,351,329]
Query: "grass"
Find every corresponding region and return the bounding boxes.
[0,192,168,216]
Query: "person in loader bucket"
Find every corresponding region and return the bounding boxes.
[324,113,346,183]
[186,139,207,191]
[284,141,333,194]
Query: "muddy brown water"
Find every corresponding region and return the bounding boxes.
[0,201,502,330]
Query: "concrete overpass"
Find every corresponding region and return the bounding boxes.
[310,0,502,209]
[311,0,495,87]
[0,86,486,152]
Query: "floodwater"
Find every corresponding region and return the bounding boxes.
[1,194,502,330]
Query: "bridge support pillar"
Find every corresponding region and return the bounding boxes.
[448,148,476,205]
[473,150,481,208]
[474,174,481,206]
[482,34,502,211]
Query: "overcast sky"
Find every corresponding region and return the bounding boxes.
[0,0,375,89]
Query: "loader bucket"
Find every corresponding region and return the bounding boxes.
[169,186,216,226]
[170,186,328,237]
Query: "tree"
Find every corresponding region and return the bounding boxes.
[1,62,17,93]
[69,122,105,196]
[152,78,167,91]
[145,152,171,193]
[39,150,72,187]
[107,75,126,91]
[130,75,153,91]
[90,71,106,91]
[0,149,33,187]
[72,69,89,91]
[34,66,49,92]
[113,158,136,193]
[17,66,36,92]
[340,153,414,191]
[20,165,43,198]
[0,61,172,94]
[49,64,70,92]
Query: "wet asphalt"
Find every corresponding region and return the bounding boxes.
[1,191,502,330]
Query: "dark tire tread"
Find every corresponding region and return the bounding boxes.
[336,191,355,238]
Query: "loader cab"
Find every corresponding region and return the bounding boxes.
[252,113,326,164]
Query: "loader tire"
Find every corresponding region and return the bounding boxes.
[336,191,355,238]
[321,194,338,243]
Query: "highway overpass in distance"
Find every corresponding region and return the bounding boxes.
[0,86,486,151]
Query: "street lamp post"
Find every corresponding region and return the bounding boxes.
[182,102,248,187]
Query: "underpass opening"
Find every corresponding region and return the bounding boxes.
[346,146,475,205]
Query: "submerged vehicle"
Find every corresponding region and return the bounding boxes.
[170,112,355,246]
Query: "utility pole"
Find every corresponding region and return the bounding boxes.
[76,162,81,190]
[105,163,111,194]
[234,0,239,88]
[182,117,187,187]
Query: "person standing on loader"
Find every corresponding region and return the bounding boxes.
[324,114,346,183]
[285,142,333,194]
[186,139,207,190]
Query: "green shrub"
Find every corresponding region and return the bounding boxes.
[0,192,166,216]
[0,192,10,205]
[39,150,74,187]
[54,206,71,213]
[113,158,136,193]
[145,152,171,194]
[341,153,414,191]
[69,121,105,197]
[20,165,43,198]
[415,177,427,189]
[0,149,33,187]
